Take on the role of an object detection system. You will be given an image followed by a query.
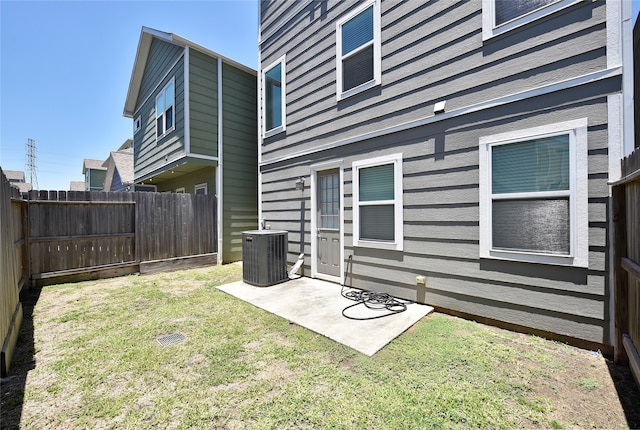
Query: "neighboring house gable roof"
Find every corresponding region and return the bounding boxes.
[103,148,134,191]
[82,158,107,174]
[123,26,256,118]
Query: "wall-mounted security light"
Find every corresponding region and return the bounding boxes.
[295,177,305,190]
[434,100,446,114]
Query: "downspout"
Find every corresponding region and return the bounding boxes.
[217,57,223,264]
[184,47,191,154]
[621,0,634,156]
[257,2,263,230]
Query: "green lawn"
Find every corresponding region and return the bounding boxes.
[1,264,632,429]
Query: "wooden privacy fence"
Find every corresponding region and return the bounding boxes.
[613,147,640,387]
[0,169,27,377]
[25,190,217,285]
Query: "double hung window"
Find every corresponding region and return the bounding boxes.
[352,153,403,251]
[479,119,588,267]
[263,56,286,136]
[156,78,175,139]
[336,0,380,100]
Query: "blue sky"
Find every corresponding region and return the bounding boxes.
[0,0,258,190]
[1,1,639,190]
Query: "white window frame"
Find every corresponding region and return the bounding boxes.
[194,183,208,195]
[176,187,185,194]
[336,0,381,101]
[134,116,141,134]
[262,55,286,138]
[479,118,588,267]
[155,77,175,141]
[482,0,580,41]
[352,153,403,251]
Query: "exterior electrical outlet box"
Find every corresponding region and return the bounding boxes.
[242,230,288,287]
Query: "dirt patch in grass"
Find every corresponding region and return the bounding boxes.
[2,264,640,429]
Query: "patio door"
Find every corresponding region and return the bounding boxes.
[316,169,341,279]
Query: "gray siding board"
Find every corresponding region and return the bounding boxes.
[422,289,605,342]
[345,252,604,296]
[348,262,604,319]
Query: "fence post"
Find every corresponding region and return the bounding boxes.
[613,184,629,364]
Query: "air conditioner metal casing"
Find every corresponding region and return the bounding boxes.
[242,230,288,287]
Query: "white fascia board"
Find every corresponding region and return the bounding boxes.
[123,31,153,117]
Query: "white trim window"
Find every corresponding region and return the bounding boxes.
[134,116,142,134]
[262,56,286,137]
[156,78,175,139]
[175,187,185,194]
[352,153,403,251]
[479,118,588,267]
[336,0,381,101]
[482,0,579,40]
[194,183,208,195]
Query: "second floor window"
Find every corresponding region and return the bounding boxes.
[495,0,557,26]
[263,56,286,136]
[156,79,175,139]
[336,0,380,100]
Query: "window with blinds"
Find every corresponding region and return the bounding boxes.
[491,135,570,254]
[336,1,380,100]
[478,118,589,267]
[352,153,403,250]
[482,0,576,40]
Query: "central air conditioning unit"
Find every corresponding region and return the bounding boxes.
[242,230,288,287]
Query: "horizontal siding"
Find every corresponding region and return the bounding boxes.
[260,0,608,162]
[222,63,258,262]
[135,55,186,179]
[137,39,184,108]
[259,88,613,344]
[189,49,218,157]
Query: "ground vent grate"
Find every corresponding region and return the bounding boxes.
[156,332,186,346]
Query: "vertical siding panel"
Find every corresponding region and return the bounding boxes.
[222,63,258,262]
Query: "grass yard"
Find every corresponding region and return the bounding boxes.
[1,264,638,429]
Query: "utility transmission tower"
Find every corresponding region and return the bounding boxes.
[26,138,38,190]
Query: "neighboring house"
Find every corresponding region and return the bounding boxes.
[4,170,32,193]
[123,27,258,262]
[69,181,85,191]
[82,159,107,191]
[258,1,635,350]
[103,139,134,192]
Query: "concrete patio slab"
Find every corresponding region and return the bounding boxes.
[218,277,434,356]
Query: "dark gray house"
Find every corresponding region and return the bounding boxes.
[258,0,635,350]
[123,27,258,262]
